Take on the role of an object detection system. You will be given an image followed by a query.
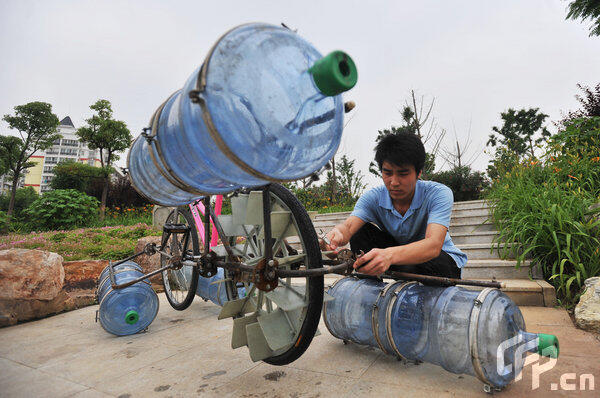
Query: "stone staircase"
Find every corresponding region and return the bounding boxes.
[312,200,557,307]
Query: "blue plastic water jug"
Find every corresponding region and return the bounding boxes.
[323,277,559,389]
[128,22,357,206]
[96,261,159,336]
[196,267,246,306]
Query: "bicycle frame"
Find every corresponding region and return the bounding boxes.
[107,184,502,291]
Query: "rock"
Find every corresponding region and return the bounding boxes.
[0,289,75,327]
[574,277,600,334]
[153,206,176,230]
[63,259,109,291]
[0,249,64,300]
[135,236,164,292]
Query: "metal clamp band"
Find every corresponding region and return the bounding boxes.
[469,287,495,385]
[190,23,313,184]
[147,91,209,196]
[371,281,403,355]
[385,281,419,360]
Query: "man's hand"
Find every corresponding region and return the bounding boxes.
[324,227,345,251]
[353,248,393,276]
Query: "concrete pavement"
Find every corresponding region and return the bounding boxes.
[1,292,599,397]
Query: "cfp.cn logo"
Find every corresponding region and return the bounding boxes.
[497,335,595,391]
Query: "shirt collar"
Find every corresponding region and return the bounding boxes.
[378,180,425,211]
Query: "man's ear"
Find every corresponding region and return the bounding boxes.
[417,170,422,179]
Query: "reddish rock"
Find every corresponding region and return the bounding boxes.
[63,259,109,291]
[135,236,164,292]
[0,249,64,300]
[0,289,75,327]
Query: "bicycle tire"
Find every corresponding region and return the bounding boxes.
[260,183,324,365]
[161,207,200,310]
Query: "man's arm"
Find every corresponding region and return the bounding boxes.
[324,215,366,250]
[353,223,447,276]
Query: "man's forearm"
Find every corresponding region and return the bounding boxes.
[386,239,441,266]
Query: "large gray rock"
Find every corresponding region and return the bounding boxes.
[153,206,176,230]
[0,249,64,300]
[574,277,600,334]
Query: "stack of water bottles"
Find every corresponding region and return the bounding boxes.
[99,22,357,335]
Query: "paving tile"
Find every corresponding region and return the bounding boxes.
[68,388,116,398]
[520,306,574,327]
[36,330,187,387]
[508,353,599,397]
[361,353,483,396]
[211,362,357,398]
[0,357,89,398]
[344,379,456,398]
[285,320,381,378]
[93,335,260,398]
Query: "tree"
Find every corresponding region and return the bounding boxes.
[76,100,132,220]
[2,102,60,220]
[558,83,600,128]
[487,108,551,160]
[566,0,600,36]
[438,120,482,170]
[50,160,106,194]
[336,154,366,198]
[368,90,444,179]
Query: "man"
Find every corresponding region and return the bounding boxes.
[324,132,467,278]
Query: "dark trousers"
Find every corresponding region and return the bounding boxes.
[349,223,461,279]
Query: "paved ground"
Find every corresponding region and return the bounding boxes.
[1,287,599,397]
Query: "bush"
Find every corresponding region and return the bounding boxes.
[486,121,600,308]
[24,189,100,231]
[107,175,150,209]
[50,161,106,193]
[0,186,38,220]
[429,166,490,202]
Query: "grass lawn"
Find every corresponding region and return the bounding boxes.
[0,223,161,261]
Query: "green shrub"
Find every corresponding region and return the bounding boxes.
[486,123,600,308]
[429,166,490,202]
[24,189,99,231]
[0,210,7,232]
[0,187,39,220]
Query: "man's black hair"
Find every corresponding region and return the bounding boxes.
[374,132,426,174]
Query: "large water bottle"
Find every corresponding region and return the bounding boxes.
[96,261,159,336]
[128,23,357,206]
[323,277,559,389]
[196,267,246,306]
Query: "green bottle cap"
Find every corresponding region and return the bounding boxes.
[538,333,559,358]
[309,50,357,96]
[125,310,139,325]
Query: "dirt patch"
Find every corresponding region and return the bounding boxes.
[263,370,286,381]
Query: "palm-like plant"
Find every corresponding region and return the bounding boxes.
[566,0,600,37]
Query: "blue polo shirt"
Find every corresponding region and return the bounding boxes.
[350,180,467,268]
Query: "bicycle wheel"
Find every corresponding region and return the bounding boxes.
[226,183,323,365]
[161,207,200,310]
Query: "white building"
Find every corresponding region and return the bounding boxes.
[25,116,102,193]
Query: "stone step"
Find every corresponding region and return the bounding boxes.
[451,207,491,218]
[452,199,490,210]
[456,242,526,260]
[461,259,541,280]
[450,231,498,245]
[460,278,557,307]
[313,212,351,221]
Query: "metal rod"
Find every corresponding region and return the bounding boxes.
[277,262,351,277]
[262,185,273,262]
[207,203,234,258]
[383,270,503,289]
[203,196,211,255]
[111,264,174,290]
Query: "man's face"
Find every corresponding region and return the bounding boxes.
[381,161,421,202]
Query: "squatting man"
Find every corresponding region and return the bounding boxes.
[322,132,467,277]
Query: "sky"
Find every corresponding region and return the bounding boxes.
[1,0,599,188]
